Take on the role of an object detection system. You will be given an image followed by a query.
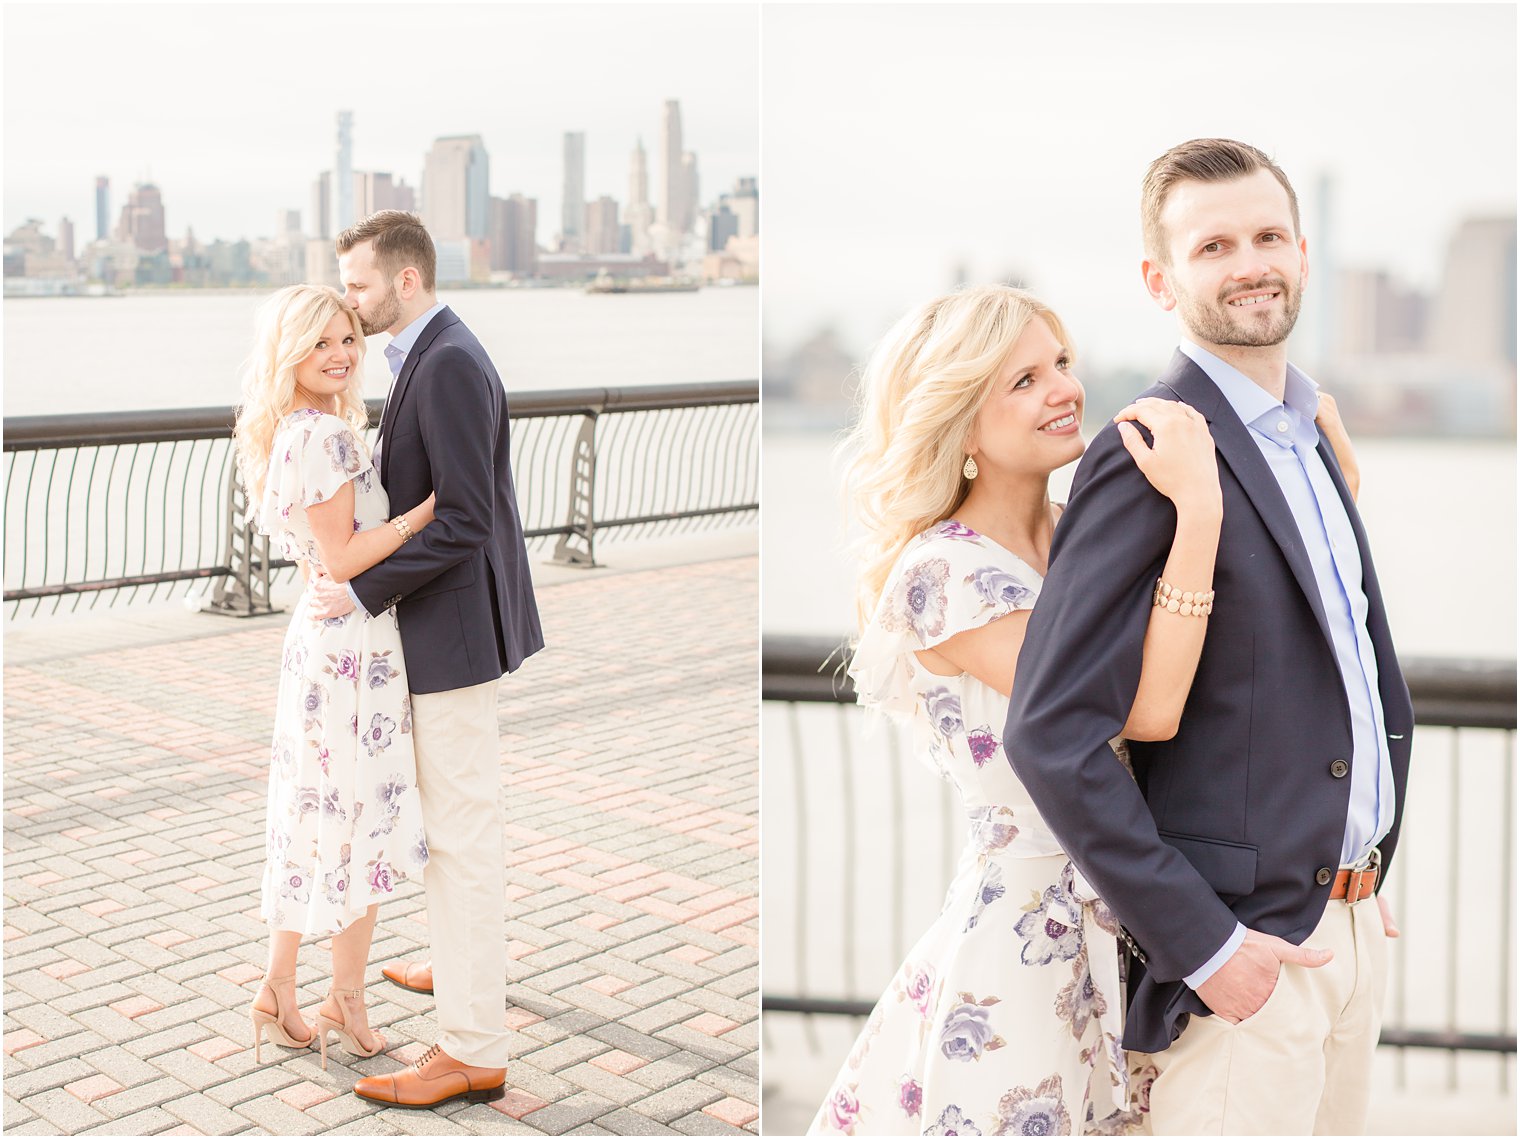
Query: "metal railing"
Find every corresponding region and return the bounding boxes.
[761,634,1516,1084]
[2,381,758,618]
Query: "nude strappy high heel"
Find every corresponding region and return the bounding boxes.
[249,974,313,1063]
[314,985,387,1071]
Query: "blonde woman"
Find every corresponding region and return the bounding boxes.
[233,285,434,1070]
[810,285,1359,1136]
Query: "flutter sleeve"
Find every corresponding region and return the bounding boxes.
[848,522,1040,719]
[258,413,369,562]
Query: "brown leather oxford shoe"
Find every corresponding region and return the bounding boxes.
[380,959,433,994]
[352,1042,505,1109]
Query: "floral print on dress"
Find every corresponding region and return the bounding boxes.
[255,412,428,937]
[882,556,952,644]
[995,1075,1071,1136]
[927,1105,982,1136]
[940,994,1006,1062]
[814,522,1138,1137]
[966,565,1037,614]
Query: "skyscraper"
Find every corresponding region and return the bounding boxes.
[731,176,758,239]
[626,138,655,255]
[58,216,75,262]
[1428,215,1518,369]
[489,194,538,275]
[335,111,354,231]
[584,196,621,256]
[658,99,683,233]
[680,151,699,235]
[563,132,586,250]
[311,172,331,241]
[422,135,489,241]
[116,183,166,253]
[94,176,110,241]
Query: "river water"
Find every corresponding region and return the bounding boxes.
[3,286,759,415]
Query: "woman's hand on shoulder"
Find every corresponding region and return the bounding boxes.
[1113,398,1221,517]
[1315,391,1360,502]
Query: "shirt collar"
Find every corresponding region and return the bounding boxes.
[382,301,448,373]
[1179,339,1321,452]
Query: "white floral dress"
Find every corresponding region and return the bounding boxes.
[810,520,1145,1137]
[254,409,428,935]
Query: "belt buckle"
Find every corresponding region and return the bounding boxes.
[1344,847,1381,905]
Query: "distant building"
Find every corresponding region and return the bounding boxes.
[707,202,738,252]
[335,111,355,231]
[354,172,416,220]
[701,233,757,285]
[275,209,302,243]
[305,239,339,287]
[311,171,331,240]
[659,100,683,233]
[422,135,489,241]
[433,238,491,285]
[583,196,620,256]
[57,217,75,262]
[562,131,586,251]
[626,137,654,255]
[1334,268,1427,358]
[1427,215,1518,370]
[116,183,167,253]
[680,152,699,235]
[489,194,538,275]
[94,176,110,241]
[731,176,758,239]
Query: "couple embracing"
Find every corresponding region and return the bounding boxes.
[232,211,542,1109]
[813,139,1412,1136]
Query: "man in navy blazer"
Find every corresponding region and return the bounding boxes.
[1004,141,1412,1134]
[313,211,543,1108]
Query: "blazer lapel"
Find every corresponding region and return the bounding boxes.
[379,307,458,483]
[1158,351,1336,651]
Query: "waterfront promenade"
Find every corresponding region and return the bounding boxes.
[3,534,759,1136]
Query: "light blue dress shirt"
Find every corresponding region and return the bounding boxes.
[1175,340,1394,990]
[344,302,448,617]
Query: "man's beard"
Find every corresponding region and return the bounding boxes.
[358,283,403,336]
[1177,275,1303,348]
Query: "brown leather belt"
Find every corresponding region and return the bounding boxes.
[1329,852,1380,904]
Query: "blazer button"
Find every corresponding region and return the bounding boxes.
[1330,759,1349,778]
[1316,867,1333,886]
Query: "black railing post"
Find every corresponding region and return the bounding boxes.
[205,459,280,618]
[552,410,599,567]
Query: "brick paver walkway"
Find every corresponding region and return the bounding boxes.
[3,555,758,1136]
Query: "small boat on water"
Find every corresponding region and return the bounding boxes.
[585,273,700,295]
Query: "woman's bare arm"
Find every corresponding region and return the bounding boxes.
[305,484,436,584]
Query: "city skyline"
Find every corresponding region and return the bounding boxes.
[3,4,759,244]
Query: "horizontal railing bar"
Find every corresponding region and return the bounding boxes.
[597,503,760,529]
[2,381,758,450]
[6,566,233,600]
[764,635,1519,728]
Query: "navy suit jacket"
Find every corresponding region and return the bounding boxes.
[350,307,544,694]
[1004,351,1413,1053]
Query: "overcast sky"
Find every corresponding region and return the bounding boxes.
[764,3,1516,371]
[4,2,759,244]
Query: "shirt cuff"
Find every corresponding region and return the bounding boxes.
[1184,922,1246,989]
[345,583,370,619]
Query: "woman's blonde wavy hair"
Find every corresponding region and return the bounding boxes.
[839,284,1073,628]
[233,285,370,505]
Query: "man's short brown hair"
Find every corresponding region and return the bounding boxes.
[337,210,437,292]
[1141,139,1301,263]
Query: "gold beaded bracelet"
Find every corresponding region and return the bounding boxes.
[391,515,415,544]
[1153,578,1215,617]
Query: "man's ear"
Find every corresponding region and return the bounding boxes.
[397,266,421,300]
[1142,258,1176,312]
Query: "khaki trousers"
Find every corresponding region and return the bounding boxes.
[1139,899,1388,1135]
[411,679,510,1068]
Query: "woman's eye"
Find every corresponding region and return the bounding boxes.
[1012,376,1033,390]
[315,340,327,349]
[1056,356,1070,370]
